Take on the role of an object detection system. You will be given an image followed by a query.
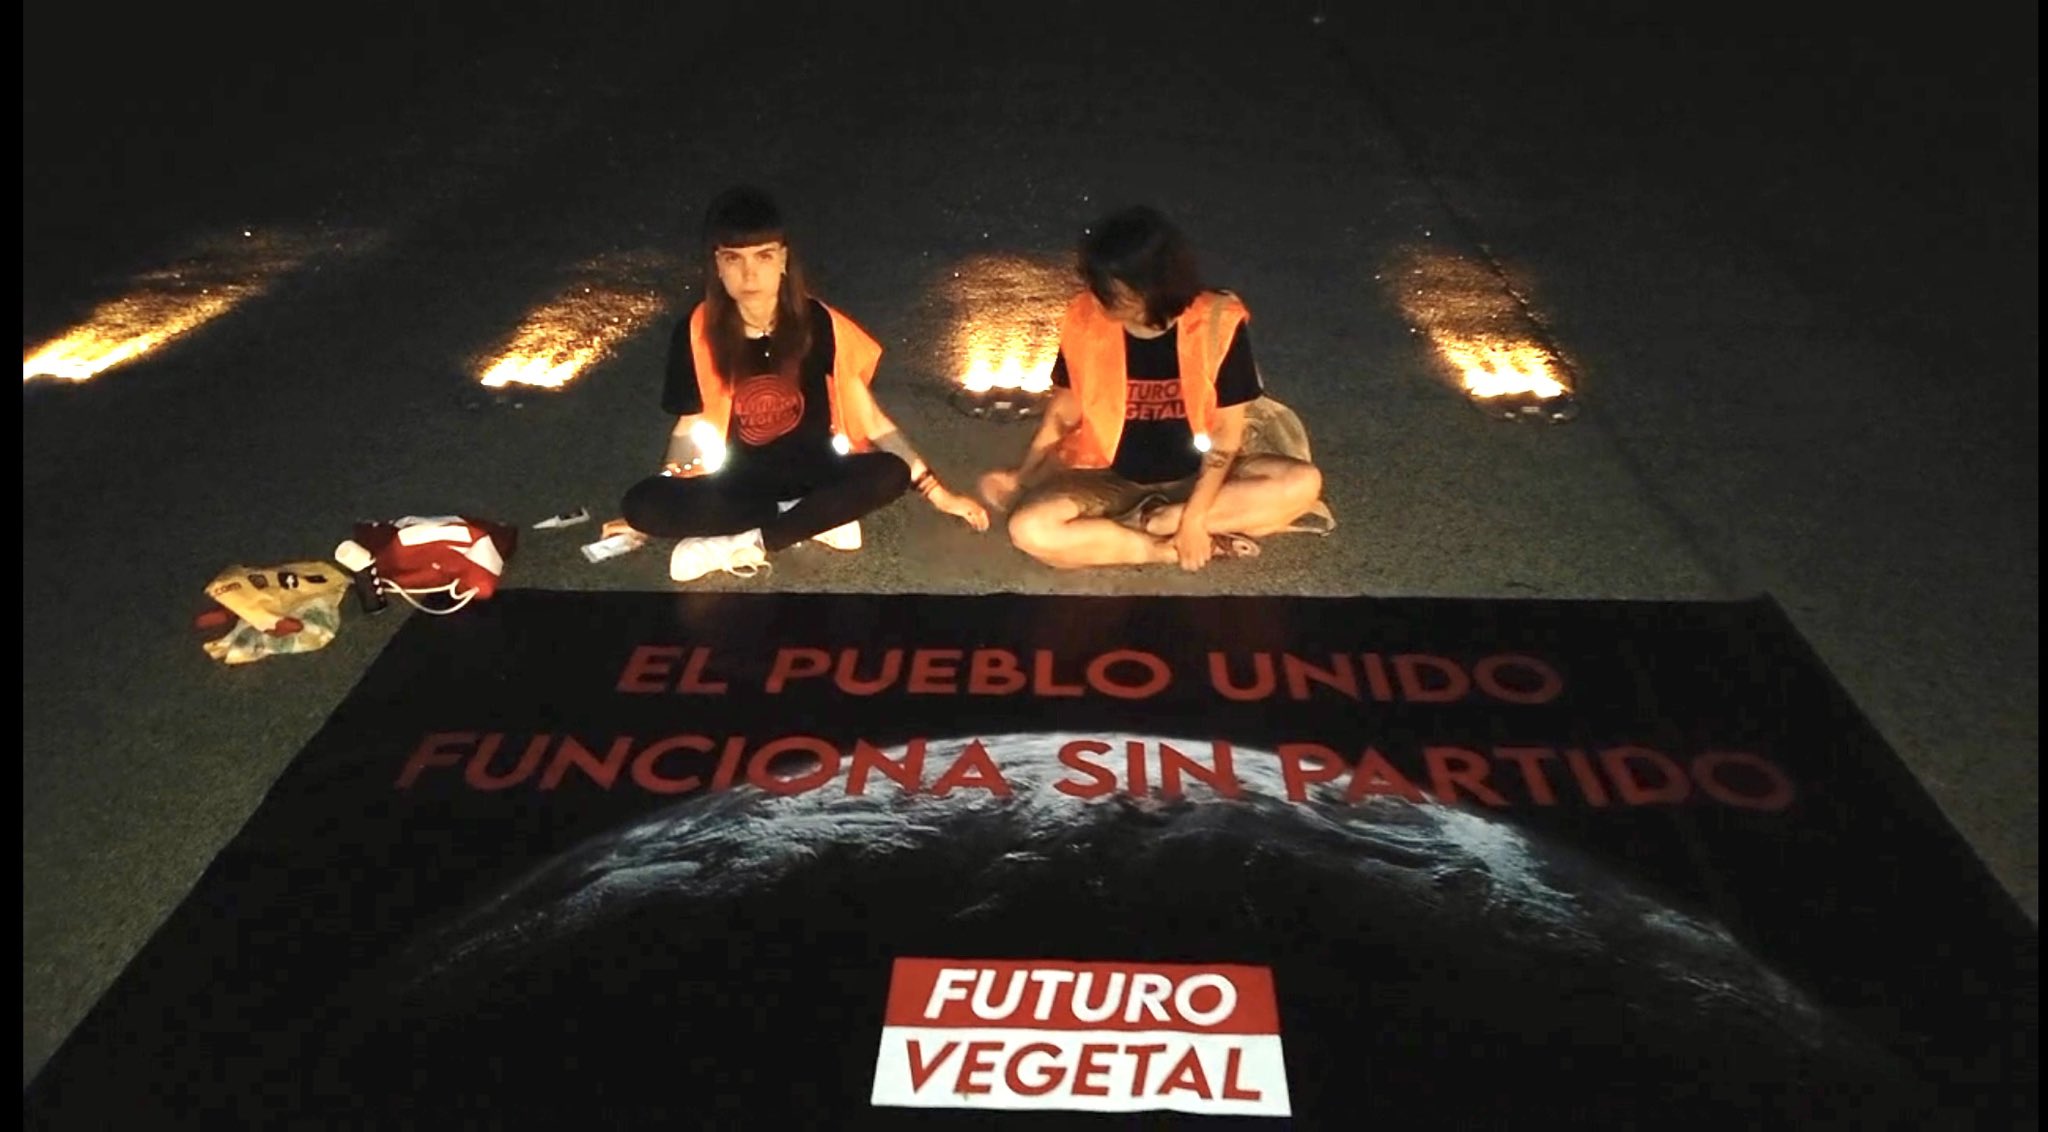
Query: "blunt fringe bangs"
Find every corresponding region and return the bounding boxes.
[703,185,787,250]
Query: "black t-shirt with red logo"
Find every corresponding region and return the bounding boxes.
[662,299,838,472]
[1049,322,1262,484]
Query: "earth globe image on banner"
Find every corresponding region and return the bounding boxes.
[312,733,1934,1129]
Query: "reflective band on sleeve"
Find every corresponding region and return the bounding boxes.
[691,419,728,473]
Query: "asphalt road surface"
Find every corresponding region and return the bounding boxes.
[22,0,2036,1090]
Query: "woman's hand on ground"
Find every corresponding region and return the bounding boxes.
[931,486,992,532]
[977,469,1021,511]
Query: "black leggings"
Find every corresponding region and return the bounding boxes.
[620,452,910,552]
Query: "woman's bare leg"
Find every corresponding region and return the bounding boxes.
[1008,494,1179,569]
[1140,457,1323,537]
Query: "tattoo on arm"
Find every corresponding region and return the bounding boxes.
[1202,447,1239,472]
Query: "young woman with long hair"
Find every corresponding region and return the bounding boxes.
[618,186,987,580]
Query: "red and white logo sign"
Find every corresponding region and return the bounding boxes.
[732,372,805,445]
[871,958,1290,1116]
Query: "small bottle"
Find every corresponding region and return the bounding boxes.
[332,538,387,614]
[352,566,388,614]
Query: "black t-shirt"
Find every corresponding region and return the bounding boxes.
[662,300,839,471]
[1050,322,1263,484]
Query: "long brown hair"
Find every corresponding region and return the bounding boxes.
[699,186,813,386]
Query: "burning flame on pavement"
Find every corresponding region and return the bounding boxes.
[476,285,663,389]
[23,286,256,383]
[477,254,673,390]
[962,351,1051,394]
[1437,338,1566,399]
[943,253,1066,393]
[1388,247,1573,399]
[22,228,345,383]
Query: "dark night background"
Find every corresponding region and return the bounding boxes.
[21,0,2036,1116]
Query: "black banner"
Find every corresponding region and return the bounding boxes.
[24,592,2037,1128]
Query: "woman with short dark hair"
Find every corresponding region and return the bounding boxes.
[980,206,1324,571]
[618,186,987,581]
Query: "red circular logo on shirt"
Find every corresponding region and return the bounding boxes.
[732,373,805,446]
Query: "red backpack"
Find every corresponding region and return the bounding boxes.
[335,516,519,615]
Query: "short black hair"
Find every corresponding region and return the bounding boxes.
[1077,205,1203,326]
[702,185,787,250]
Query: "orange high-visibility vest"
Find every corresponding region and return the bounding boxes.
[1056,290,1249,469]
[685,301,883,450]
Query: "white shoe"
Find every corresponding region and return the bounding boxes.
[810,518,862,551]
[670,530,769,582]
[777,499,860,551]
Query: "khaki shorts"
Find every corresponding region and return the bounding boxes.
[1013,456,1337,537]
[1013,468,1201,524]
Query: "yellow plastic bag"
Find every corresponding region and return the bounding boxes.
[200,561,351,665]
